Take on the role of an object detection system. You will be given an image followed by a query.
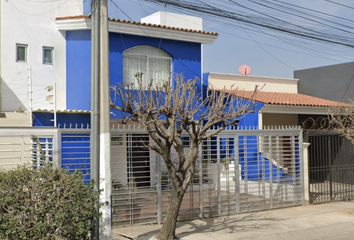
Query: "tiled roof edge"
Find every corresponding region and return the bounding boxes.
[55,15,218,36]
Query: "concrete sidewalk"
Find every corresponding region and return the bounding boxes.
[113,201,354,240]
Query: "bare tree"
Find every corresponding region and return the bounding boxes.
[329,101,354,144]
[110,75,258,240]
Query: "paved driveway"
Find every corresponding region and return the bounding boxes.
[113,201,354,240]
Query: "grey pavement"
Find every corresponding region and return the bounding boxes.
[113,201,354,240]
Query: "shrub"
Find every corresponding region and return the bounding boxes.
[0,164,101,240]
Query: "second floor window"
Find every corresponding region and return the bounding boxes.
[43,47,53,65]
[123,45,172,88]
[16,44,27,62]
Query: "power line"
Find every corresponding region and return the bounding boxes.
[140,0,354,49]
[323,0,354,11]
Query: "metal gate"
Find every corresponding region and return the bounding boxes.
[0,128,59,169]
[305,131,354,204]
[111,126,304,226]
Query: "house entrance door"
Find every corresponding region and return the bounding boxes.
[127,134,151,187]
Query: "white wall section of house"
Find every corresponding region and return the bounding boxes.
[208,72,299,93]
[0,0,83,112]
[141,11,203,31]
[0,112,31,126]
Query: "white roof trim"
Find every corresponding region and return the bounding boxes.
[56,18,92,31]
[208,72,299,85]
[260,105,330,115]
[33,109,91,113]
[55,18,217,44]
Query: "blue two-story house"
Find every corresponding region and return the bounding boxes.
[31,11,218,187]
[33,11,218,127]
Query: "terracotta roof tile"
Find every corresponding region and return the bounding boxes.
[55,15,219,36]
[219,90,348,107]
[56,15,90,20]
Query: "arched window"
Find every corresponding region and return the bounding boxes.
[123,45,172,88]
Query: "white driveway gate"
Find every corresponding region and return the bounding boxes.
[110,126,304,226]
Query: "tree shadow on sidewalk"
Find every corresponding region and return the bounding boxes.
[134,212,286,240]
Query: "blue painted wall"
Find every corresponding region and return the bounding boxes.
[33,112,90,128]
[66,30,202,111]
[238,102,264,128]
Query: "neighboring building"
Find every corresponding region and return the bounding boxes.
[294,61,354,103]
[206,72,345,128]
[206,72,347,182]
[0,0,83,112]
[0,0,84,126]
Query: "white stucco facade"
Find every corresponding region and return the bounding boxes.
[141,11,203,31]
[208,72,299,93]
[0,0,83,112]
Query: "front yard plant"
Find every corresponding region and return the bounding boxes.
[0,164,101,240]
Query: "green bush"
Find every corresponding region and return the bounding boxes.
[0,165,101,240]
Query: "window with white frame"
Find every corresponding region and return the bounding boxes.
[43,46,54,65]
[123,45,172,88]
[16,44,27,62]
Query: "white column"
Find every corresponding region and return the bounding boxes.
[303,142,310,205]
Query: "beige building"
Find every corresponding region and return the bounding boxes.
[208,72,346,128]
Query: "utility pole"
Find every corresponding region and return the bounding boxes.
[99,0,112,239]
[90,0,100,239]
[91,0,112,239]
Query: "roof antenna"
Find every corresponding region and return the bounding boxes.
[238,65,251,75]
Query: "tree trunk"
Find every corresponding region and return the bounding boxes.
[154,186,185,240]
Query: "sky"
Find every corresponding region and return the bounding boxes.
[107,0,354,79]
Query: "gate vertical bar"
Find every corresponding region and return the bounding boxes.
[262,134,266,208]
[269,135,273,208]
[290,134,295,203]
[207,137,212,218]
[199,143,203,218]
[257,135,261,198]
[226,137,230,214]
[156,154,162,225]
[217,136,221,215]
[244,136,248,211]
[328,136,333,201]
[276,135,280,204]
[20,137,25,165]
[54,129,61,168]
[235,136,240,213]
[299,131,305,205]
